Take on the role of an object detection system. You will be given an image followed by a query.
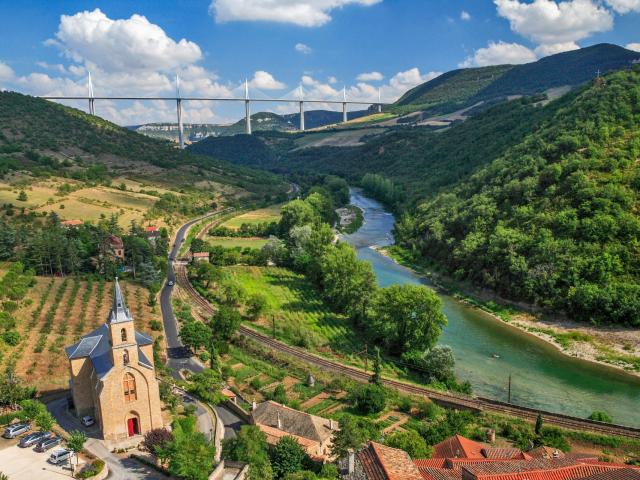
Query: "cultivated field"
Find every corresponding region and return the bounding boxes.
[220,204,282,229]
[0,177,169,228]
[208,237,268,249]
[0,273,163,392]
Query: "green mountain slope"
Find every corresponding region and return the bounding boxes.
[392,43,639,116]
[398,67,640,325]
[0,91,286,197]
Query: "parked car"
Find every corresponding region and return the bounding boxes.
[3,423,30,439]
[48,448,71,465]
[168,280,174,286]
[19,431,52,447]
[81,415,95,427]
[35,436,63,452]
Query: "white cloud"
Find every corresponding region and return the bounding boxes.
[494,0,613,55]
[460,41,537,67]
[461,10,471,20]
[534,41,579,56]
[327,76,337,84]
[626,43,640,52]
[210,0,382,27]
[295,43,312,54]
[49,8,201,72]
[0,62,15,82]
[356,71,384,81]
[604,0,640,13]
[249,70,286,90]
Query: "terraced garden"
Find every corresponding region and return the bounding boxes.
[0,267,163,392]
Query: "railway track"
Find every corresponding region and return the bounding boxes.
[175,264,640,440]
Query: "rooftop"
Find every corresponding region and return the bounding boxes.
[251,401,337,444]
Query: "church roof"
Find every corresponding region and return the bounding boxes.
[108,278,133,324]
[65,279,154,378]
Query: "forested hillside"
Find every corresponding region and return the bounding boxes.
[397,67,640,325]
[0,91,285,196]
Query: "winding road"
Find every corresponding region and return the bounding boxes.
[160,208,243,442]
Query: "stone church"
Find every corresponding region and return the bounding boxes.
[65,279,163,443]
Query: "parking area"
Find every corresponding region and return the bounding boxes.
[0,438,84,479]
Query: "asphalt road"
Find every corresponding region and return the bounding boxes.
[160,209,243,440]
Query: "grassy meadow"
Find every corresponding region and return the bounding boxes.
[220,204,282,229]
[208,237,269,249]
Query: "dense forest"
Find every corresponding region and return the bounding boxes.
[397,67,640,325]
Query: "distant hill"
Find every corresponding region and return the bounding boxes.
[131,109,370,142]
[392,43,640,116]
[0,91,286,197]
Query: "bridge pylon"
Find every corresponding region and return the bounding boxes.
[175,74,184,149]
[244,79,252,135]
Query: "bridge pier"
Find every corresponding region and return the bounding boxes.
[245,100,252,134]
[299,101,305,131]
[342,102,347,123]
[88,98,95,116]
[176,99,184,149]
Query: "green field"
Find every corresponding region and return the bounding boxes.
[220,204,282,229]
[226,266,406,378]
[208,237,268,248]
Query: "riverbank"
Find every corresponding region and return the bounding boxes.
[378,244,640,378]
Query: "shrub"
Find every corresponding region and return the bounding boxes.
[150,320,162,331]
[1,331,20,346]
[588,411,613,423]
[348,384,387,415]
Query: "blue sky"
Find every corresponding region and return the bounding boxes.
[0,0,638,125]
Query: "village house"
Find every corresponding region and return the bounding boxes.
[192,251,210,263]
[144,225,160,243]
[339,435,639,480]
[107,235,125,261]
[250,400,338,461]
[64,279,163,446]
[61,219,83,228]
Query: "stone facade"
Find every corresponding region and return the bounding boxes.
[65,279,163,443]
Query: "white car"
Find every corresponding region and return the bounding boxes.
[48,448,71,465]
[168,280,175,286]
[81,415,95,427]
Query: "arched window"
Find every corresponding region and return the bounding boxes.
[123,373,136,402]
[123,349,130,365]
[121,328,127,342]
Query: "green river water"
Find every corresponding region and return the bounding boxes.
[342,189,640,427]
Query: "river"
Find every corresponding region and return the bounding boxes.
[341,189,640,427]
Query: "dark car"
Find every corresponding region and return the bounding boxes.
[35,436,63,452]
[19,431,52,447]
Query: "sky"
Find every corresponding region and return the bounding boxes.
[0,0,639,125]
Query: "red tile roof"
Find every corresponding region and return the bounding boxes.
[360,442,424,480]
[62,219,83,226]
[415,459,448,469]
[417,467,462,480]
[433,435,486,459]
[144,226,158,232]
[577,468,640,480]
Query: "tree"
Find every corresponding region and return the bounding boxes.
[0,371,33,408]
[222,425,273,480]
[369,285,447,355]
[180,321,211,353]
[331,415,381,458]
[211,305,241,342]
[186,369,224,405]
[318,242,376,324]
[35,411,55,432]
[370,347,382,386]
[384,430,432,458]
[246,293,268,320]
[535,413,544,435]
[348,384,387,415]
[404,345,456,383]
[279,199,319,237]
[193,261,222,288]
[68,430,87,474]
[163,416,216,480]
[17,191,27,202]
[143,428,174,464]
[271,436,307,479]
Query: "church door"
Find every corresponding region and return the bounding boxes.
[127,417,139,436]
